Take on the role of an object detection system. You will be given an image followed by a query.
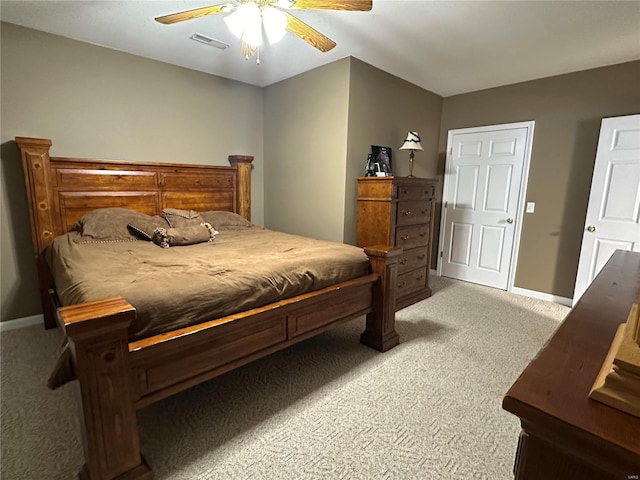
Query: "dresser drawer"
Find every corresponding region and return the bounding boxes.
[395,224,430,248]
[397,200,432,226]
[397,183,435,200]
[397,246,429,275]
[396,269,427,296]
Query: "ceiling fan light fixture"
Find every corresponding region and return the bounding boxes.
[157,0,371,62]
[224,2,263,47]
[262,6,287,44]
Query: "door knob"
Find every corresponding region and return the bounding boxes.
[507,218,514,224]
[587,225,596,232]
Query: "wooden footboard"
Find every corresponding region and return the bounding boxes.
[61,247,399,479]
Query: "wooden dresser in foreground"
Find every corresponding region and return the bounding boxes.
[503,250,640,480]
[356,176,438,310]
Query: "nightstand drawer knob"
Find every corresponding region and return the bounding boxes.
[402,210,412,216]
[401,234,409,240]
[399,258,408,265]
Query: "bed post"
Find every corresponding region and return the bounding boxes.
[61,297,152,480]
[228,155,253,221]
[361,245,402,352]
[15,137,58,329]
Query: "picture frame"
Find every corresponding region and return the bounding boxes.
[371,145,393,176]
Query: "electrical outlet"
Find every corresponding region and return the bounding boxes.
[526,202,535,213]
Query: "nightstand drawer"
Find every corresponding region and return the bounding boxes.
[395,224,430,248]
[397,200,432,226]
[397,246,429,275]
[397,184,435,200]
[397,269,427,296]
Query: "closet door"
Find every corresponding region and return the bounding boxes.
[439,125,530,290]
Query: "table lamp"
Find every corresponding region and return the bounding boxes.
[399,131,423,178]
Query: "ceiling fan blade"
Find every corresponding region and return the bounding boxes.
[286,13,336,52]
[155,4,232,25]
[282,0,372,11]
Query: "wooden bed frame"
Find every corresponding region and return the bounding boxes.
[15,137,401,480]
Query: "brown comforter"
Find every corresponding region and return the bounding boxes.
[46,225,370,341]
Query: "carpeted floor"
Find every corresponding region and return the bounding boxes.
[1,276,569,479]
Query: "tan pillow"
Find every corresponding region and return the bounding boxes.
[200,210,253,229]
[74,208,165,243]
[127,217,170,241]
[162,208,204,228]
[153,222,217,248]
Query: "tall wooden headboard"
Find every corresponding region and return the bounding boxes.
[15,137,253,258]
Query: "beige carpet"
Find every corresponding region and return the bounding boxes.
[1,276,569,479]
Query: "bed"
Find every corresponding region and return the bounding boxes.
[15,137,402,480]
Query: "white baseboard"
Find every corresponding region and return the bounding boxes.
[510,286,573,307]
[0,314,43,332]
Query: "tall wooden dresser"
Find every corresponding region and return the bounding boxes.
[356,176,438,310]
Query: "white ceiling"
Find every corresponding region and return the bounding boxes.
[1,0,639,97]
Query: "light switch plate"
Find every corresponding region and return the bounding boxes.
[526,202,535,213]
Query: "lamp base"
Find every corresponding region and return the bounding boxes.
[407,151,416,178]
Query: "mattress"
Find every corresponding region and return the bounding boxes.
[46,225,370,341]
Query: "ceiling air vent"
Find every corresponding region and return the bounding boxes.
[190,33,229,50]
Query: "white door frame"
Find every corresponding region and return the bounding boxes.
[437,120,535,293]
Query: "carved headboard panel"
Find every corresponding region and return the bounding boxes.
[15,137,253,257]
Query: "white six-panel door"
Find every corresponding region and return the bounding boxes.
[439,125,530,290]
[573,114,640,304]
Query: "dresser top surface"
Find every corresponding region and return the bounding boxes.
[503,250,640,457]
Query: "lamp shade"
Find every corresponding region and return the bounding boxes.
[399,131,423,151]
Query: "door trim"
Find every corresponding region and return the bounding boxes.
[437,121,535,293]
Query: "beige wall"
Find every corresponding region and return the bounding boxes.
[345,58,442,245]
[263,58,351,242]
[1,23,264,322]
[263,57,443,247]
[439,60,640,298]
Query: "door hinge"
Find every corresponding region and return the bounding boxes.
[444,201,448,209]
[440,251,443,258]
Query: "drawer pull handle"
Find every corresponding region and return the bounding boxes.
[401,234,409,240]
[419,232,426,237]
[399,258,408,265]
[398,282,406,289]
[421,209,428,215]
[402,210,412,216]
[417,254,425,260]
[415,274,424,281]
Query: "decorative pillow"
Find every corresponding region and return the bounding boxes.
[200,210,253,229]
[73,208,162,243]
[152,222,218,248]
[127,216,170,241]
[162,208,204,228]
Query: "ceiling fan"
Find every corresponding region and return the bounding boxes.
[155,0,372,61]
